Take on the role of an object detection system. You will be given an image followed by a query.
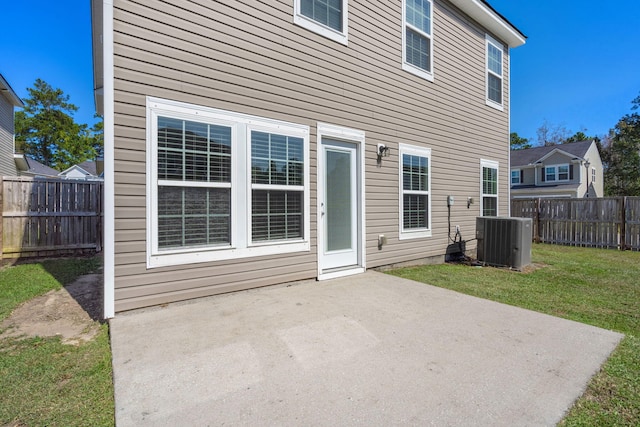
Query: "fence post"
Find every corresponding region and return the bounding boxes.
[621,196,627,251]
[534,197,541,243]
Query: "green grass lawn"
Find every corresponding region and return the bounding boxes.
[0,257,114,427]
[388,244,640,426]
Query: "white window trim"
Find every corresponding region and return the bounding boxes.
[545,164,570,182]
[402,0,434,82]
[510,169,521,185]
[146,97,310,268]
[485,34,504,111]
[293,0,348,45]
[591,167,596,184]
[399,143,432,240]
[480,159,499,217]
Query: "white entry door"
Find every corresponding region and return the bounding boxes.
[319,139,359,272]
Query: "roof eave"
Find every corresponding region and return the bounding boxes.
[448,0,526,48]
[91,0,104,115]
[0,74,25,107]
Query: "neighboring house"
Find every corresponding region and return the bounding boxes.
[0,74,24,177]
[17,156,60,178]
[92,0,526,317]
[510,140,603,199]
[58,160,104,180]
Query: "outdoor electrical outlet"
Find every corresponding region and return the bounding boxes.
[378,234,387,246]
[447,195,454,206]
[456,225,460,233]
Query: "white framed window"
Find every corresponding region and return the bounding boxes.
[399,144,431,239]
[294,0,348,45]
[591,167,596,184]
[545,166,556,182]
[146,97,310,268]
[481,159,498,217]
[544,164,570,182]
[402,0,434,82]
[486,34,504,111]
[511,169,521,185]
[558,164,569,181]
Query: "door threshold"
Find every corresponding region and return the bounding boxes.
[317,267,365,281]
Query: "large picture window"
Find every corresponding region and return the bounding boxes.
[481,159,498,217]
[486,34,504,110]
[294,0,348,45]
[147,98,310,268]
[402,0,434,81]
[399,144,431,239]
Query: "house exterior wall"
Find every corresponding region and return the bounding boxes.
[522,167,535,185]
[110,0,515,312]
[583,143,604,197]
[0,93,18,177]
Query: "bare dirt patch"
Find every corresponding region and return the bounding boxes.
[0,274,103,345]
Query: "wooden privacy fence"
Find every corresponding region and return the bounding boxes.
[0,177,103,260]
[511,197,640,251]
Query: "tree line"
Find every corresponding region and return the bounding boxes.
[510,93,640,197]
[15,79,103,172]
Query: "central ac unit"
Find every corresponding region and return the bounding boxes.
[476,217,532,269]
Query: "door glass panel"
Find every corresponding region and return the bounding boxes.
[326,149,352,252]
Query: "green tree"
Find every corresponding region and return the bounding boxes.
[563,130,594,144]
[510,132,532,150]
[604,94,640,196]
[14,79,101,171]
[91,114,104,159]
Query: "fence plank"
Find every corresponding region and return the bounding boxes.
[512,197,640,251]
[1,177,103,259]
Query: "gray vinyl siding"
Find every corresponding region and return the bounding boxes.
[0,94,18,177]
[111,0,512,311]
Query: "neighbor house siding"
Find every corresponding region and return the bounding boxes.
[0,94,18,176]
[111,0,511,311]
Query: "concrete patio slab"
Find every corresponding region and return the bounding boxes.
[110,271,623,426]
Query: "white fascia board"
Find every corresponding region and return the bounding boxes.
[448,0,526,48]
[0,74,24,107]
[91,0,105,115]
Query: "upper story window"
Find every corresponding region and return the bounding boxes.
[481,159,498,217]
[399,144,432,239]
[147,98,310,268]
[544,164,570,182]
[511,169,521,185]
[294,0,348,45]
[402,0,434,82]
[486,34,504,110]
[591,167,596,184]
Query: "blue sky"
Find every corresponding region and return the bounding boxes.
[1,1,96,128]
[1,1,639,145]
[490,0,640,143]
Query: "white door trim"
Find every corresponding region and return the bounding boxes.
[316,122,366,280]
